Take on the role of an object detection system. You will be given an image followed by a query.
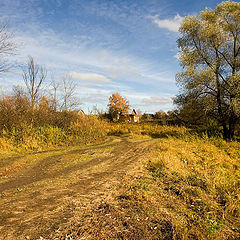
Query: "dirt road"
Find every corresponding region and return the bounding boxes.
[0,136,154,239]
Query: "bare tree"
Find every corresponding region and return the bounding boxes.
[0,22,16,73]
[61,75,80,111]
[49,74,60,111]
[22,56,47,110]
[91,105,102,115]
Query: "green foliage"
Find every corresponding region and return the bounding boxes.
[176,1,240,139]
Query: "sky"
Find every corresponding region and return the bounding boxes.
[0,0,227,113]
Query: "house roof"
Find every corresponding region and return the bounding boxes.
[77,110,85,115]
[131,109,137,115]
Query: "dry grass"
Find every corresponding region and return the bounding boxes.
[0,115,109,152]
[108,122,189,138]
[53,125,240,240]
[131,136,240,239]
[113,134,240,239]
[1,123,240,239]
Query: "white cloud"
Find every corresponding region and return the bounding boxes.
[13,30,154,85]
[124,92,150,100]
[152,14,183,32]
[80,93,107,104]
[8,24,177,91]
[69,72,111,83]
[136,96,173,107]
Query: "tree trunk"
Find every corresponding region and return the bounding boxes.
[222,121,235,140]
[222,122,229,139]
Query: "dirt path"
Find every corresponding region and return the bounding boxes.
[0,136,154,239]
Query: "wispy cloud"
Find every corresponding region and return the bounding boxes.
[13,30,140,74]
[12,29,175,89]
[136,96,173,107]
[1,0,180,113]
[151,14,183,32]
[69,72,111,83]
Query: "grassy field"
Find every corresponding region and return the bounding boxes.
[115,134,240,239]
[53,124,240,240]
[0,123,240,239]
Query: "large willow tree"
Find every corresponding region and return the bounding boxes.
[176,1,240,139]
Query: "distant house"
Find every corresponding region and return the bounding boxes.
[129,109,140,123]
[77,109,85,116]
[116,109,140,123]
[71,109,85,117]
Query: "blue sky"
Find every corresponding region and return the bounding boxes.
[0,0,226,113]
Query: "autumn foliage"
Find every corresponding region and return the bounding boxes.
[108,92,130,119]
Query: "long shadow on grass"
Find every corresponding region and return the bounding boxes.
[0,141,118,193]
[0,138,114,169]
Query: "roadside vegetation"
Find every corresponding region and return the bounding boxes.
[0,112,108,152]
[0,85,109,152]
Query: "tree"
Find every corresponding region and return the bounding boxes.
[174,92,209,126]
[176,1,240,139]
[49,74,60,111]
[0,22,16,74]
[60,75,79,111]
[154,110,167,124]
[22,56,47,111]
[108,92,130,119]
[0,87,31,130]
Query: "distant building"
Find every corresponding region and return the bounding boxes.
[71,109,85,116]
[129,109,140,123]
[77,109,85,116]
[115,109,140,123]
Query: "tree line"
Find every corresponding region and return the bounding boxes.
[0,54,81,131]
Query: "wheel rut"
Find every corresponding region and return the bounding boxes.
[0,136,154,239]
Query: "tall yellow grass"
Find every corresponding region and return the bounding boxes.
[121,131,240,239]
[0,115,109,151]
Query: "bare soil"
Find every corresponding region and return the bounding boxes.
[0,136,154,239]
